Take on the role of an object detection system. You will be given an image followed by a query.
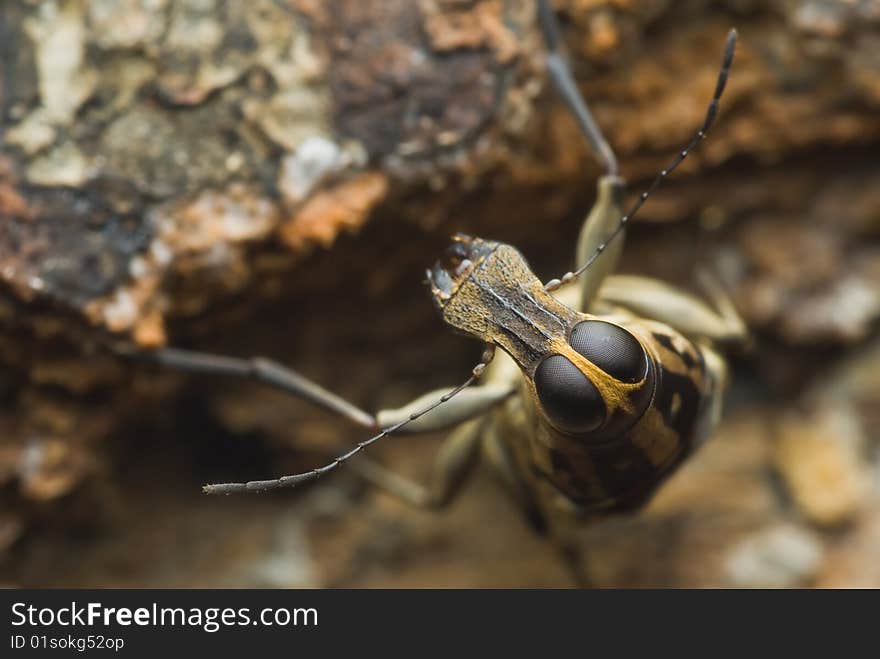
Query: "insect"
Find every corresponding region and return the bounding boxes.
[139,2,745,583]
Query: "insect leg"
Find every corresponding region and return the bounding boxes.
[483,425,592,586]
[537,0,626,310]
[537,0,618,177]
[596,274,748,346]
[348,417,487,509]
[549,531,591,588]
[691,345,730,446]
[482,420,548,536]
[695,267,749,345]
[145,347,377,427]
[544,28,738,302]
[146,345,513,436]
[570,176,626,312]
[376,383,514,433]
[203,348,498,494]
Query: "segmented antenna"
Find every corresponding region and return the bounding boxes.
[203,348,495,494]
[538,0,619,177]
[544,27,739,293]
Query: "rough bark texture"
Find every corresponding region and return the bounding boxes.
[1,0,879,586]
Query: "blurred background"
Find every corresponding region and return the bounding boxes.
[1,0,879,587]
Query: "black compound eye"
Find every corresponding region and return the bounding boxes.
[569,321,647,384]
[534,355,606,435]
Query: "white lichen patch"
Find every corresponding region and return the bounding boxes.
[25,141,92,186]
[4,109,58,155]
[87,0,169,50]
[240,8,332,152]
[278,136,347,205]
[254,12,325,86]
[148,239,173,268]
[243,87,330,153]
[5,1,99,154]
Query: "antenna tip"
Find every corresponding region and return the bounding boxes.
[720,28,738,68]
[726,28,738,51]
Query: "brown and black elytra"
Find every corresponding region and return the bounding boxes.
[139,1,746,583]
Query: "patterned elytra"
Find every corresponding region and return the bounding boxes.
[534,355,606,435]
[569,321,647,384]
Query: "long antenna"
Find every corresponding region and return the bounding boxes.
[538,0,619,177]
[203,348,495,494]
[544,28,738,293]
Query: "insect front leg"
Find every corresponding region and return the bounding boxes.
[350,355,522,506]
[376,383,514,433]
[145,347,378,428]
[541,12,737,318]
[140,347,513,434]
[374,345,518,433]
[134,344,510,493]
[573,177,626,311]
[538,0,625,311]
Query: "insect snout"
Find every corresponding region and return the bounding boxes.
[533,320,655,440]
[426,234,497,309]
